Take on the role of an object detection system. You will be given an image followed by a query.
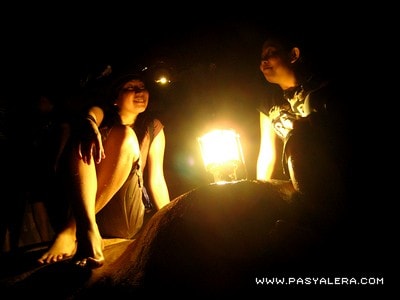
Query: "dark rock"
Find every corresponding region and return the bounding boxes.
[1,180,355,297]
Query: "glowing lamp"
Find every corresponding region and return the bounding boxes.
[198,129,245,184]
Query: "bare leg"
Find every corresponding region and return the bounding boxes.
[72,223,104,268]
[37,146,92,265]
[38,126,139,267]
[72,126,140,268]
[39,126,140,268]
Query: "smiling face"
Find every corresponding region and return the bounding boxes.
[115,79,149,116]
[259,37,302,90]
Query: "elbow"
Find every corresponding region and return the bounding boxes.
[149,179,170,210]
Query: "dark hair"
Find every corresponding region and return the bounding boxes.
[261,29,308,58]
[107,73,149,103]
[262,29,333,79]
[262,29,315,83]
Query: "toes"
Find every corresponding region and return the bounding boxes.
[75,258,87,267]
[74,257,104,269]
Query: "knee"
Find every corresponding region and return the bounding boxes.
[107,126,140,159]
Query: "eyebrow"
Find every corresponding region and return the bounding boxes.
[124,82,145,87]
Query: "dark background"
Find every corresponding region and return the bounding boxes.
[2,7,367,198]
[0,4,389,286]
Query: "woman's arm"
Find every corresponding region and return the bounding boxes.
[257,111,276,181]
[147,128,170,210]
[87,106,104,126]
[79,106,106,164]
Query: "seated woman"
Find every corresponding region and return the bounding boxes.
[38,73,170,268]
[257,30,351,228]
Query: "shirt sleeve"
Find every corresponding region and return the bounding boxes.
[152,118,164,139]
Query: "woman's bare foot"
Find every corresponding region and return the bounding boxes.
[74,256,104,269]
[38,231,77,264]
[73,228,105,269]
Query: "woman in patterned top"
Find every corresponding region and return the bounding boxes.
[257,30,350,224]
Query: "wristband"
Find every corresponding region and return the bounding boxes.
[86,114,97,126]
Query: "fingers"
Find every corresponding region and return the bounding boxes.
[79,141,105,165]
[78,142,93,164]
[94,136,105,164]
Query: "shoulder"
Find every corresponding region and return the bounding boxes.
[258,86,286,115]
[150,118,164,137]
[304,78,343,115]
[138,116,164,144]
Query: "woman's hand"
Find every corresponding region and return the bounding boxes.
[78,117,105,164]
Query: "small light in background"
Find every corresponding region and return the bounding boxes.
[155,75,171,85]
[198,129,246,184]
[144,61,173,86]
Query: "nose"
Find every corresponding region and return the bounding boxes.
[133,86,146,93]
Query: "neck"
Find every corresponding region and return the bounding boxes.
[283,85,303,100]
[119,112,137,126]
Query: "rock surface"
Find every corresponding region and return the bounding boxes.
[1,180,356,297]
